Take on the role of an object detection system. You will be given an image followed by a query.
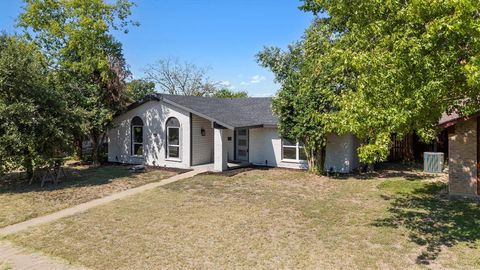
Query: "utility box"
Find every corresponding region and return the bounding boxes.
[424,152,444,173]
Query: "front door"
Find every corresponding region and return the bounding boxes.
[236,128,249,162]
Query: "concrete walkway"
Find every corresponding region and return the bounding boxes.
[0,168,206,237]
[0,241,88,270]
[0,167,208,269]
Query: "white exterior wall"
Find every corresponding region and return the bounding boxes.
[191,114,214,165]
[214,128,228,171]
[249,128,359,172]
[249,128,307,169]
[108,100,191,169]
[224,129,234,161]
[108,102,360,173]
[324,133,360,173]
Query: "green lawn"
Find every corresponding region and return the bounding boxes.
[0,165,178,227]
[5,168,480,269]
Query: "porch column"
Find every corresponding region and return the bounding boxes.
[214,127,228,172]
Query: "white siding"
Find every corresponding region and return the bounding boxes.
[108,100,191,169]
[324,133,360,173]
[249,128,307,169]
[249,128,360,172]
[224,129,234,161]
[214,128,228,171]
[191,114,214,165]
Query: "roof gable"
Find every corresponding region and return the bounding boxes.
[125,93,277,129]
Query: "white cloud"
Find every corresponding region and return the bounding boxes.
[218,80,235,90]
[250,75,266,84]
[238,75,267,86]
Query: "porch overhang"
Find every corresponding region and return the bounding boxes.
[213,122,229,129]
[233,124,263,130]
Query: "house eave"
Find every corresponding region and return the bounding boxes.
[438,112,480,129]
[160,96,236,130]
[119,94,278,130]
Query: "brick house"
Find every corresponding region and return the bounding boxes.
[439,112,480,199]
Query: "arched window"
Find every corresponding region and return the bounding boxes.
[166,117,180,159]
[131,116,144,156]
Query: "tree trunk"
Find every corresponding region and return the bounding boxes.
[307,146,326,175]
[23,149,34,180]
[367,163,375,173]
[90,132,100,165]
[75,136,83,161]
[319,147,326,174]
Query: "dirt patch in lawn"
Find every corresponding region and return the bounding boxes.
[6,168,479,269]
[0,165,178,228]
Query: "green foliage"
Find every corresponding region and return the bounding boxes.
[0,34,73,175]
[18,0,137,163]
[296,0,480,165]
[356,133,391,165]
[126,79,155,101]
[213,88,248,98]
[257,41,336,174]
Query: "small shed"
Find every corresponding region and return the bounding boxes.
[439,112,480,199]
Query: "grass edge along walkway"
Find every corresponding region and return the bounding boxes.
[0,168,206,237]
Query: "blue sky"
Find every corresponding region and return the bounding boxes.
[0,0,313,97]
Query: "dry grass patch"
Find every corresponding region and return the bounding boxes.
[0,261,11,270]
[0,165,178,227]
[5,168,480,269]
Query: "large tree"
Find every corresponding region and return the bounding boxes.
[213,88,248,98]
[299,0,480,166]
[264,0,480,171]
[0,34,72,178]
[144,57,218,96]
[257,37,337,174]
[18,0,136,163]
[126,79,155,101]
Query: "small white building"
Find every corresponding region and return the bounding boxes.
[108,94,360,172]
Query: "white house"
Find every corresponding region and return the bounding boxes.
[108,94,360,173]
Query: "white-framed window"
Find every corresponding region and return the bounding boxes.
[166,117,180,160]
[131,116,144,156]
[282,139,307,161]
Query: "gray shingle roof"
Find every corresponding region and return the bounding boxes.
[128,93,277,129]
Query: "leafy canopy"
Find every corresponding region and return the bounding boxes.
[126,79,156,101]
[257,38,337,173]
[0,34,73,174]
[299,0,480,164]
[18,0,137,163]
[213,88,248,98]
